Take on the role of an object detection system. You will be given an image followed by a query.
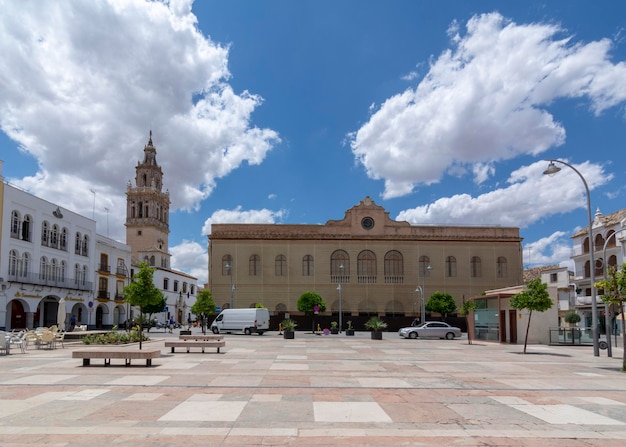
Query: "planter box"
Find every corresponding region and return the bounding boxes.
[330,329,339,334]
[283,331,295,339]
[371,332,383,340]
[179,330,191,336]
[345,329,355,336]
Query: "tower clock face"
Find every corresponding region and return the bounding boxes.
[361,217,374,230]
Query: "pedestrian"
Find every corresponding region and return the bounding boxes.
[69,314,76,332]
[169,316,174,333]
[187,314,192,330]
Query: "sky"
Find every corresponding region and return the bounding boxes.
[1,0,625,285]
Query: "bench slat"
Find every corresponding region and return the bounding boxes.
[165,340,225,354]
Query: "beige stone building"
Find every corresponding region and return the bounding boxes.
[208,197,523,326]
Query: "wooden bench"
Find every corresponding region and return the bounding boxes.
[72,348,161,366]
[165,340,225,353]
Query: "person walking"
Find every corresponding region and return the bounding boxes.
[169,316,174,333]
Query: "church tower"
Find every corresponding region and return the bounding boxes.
[125,131,171,268]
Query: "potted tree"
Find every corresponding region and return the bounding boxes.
[330,321,339,334]
[345,320,355,336]
[282,319,297,339]
[365,316,387,340]
[564,311,581,327]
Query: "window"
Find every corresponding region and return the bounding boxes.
[173,280,179,292]
[249,254,261,276]
[190,285,195,295]
[384,250,403,284]
[550,273,558,283]
[222,255,233,276]
[82,265,88,285]
[42,221,50,246]
[75,232,82,255]
[497,257,508,278]
[50,259,58,281]
[100,253,109,272]
[163,278,169,290]
[9,250,18,276]
[357,250,377,283]
[330,250,350,283]
[74,263,81,285]
[40,257,49,280]
[60,227,67,250]
[10,211,20,238]
[51,225,59,249]
[471,256,481,278]
[582,237,590,254]
[20,252,30,277]
[302,255,314,276]
[149,255,155,266]
[419,256,431,277]
[59,261,66,283]
[445,256,457,277]
[82,235,89,256]
[182,282,188,293]
[22,215,32,242]
[275,255,287,276]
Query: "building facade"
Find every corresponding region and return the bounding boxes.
[1,162,99,330]
[208,196,523,326]
[124,132,197,325]
[571,208,626,333]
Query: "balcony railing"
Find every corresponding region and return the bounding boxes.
[98,264,111,273]
[97,290,110,300]
[6,272,93,291]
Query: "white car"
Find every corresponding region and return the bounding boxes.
[398,321,462,340]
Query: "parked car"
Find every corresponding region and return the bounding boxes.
[398,321,462,340]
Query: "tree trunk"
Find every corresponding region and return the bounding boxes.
[621,308,626,372]
[523,310,532,354]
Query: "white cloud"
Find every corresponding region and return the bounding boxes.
[350,12,626,199]
[396,159,612,228]
[170,240,208,285]
[523,231,573,267]
[0,0,279,239]
[201,206,286,236]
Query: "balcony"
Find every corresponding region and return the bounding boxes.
[98,264,111,273]
[6,272,93,291]
[97,290,110,300]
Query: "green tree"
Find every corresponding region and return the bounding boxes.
[191,289,216,334]
[123,262,163,349]
[426,292,457,320]
[143,294,167,331]
[595,263,626,372]
[297,291,326,332]
[510,277,553,354]
[459,299,477,345]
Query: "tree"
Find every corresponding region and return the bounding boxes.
[510,278,553,354]
[191,289,216,334]
[426,292,457,320]
[459,299,477,345]
[595,263,626,372]
[123,262,163,349]
[297,291,326,332]
[143,294,167,331]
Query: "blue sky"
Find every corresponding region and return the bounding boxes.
[1,0,625,284]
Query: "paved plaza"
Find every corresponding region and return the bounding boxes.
[1,330,626,446]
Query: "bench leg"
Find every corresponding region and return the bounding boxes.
[217,347,220,353]
[171,347,175,353]
[146,359,152,366]
[104,358,111,366]
[125,358,131,367]
[82,358,90,366]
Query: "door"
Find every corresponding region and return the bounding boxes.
[509,309,517,344]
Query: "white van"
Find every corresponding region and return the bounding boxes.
[211,308,270,335]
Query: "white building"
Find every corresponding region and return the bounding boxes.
[1,161,98,330]
[570,208,626,332]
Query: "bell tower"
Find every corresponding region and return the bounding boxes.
[125,131,171,268]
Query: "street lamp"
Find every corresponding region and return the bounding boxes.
[225,263,234,309]
[543,159,600,356]
[338,263,344,332]
[417,264,432,324]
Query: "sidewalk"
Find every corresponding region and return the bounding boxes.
[1,330,625,446]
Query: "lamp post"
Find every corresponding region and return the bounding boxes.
[601,230,624,356]
[225,263,234,309]
[338,263,344,332]
[419,264,431,324]
[543,159,600,356]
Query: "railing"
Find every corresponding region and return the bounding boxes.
[5,272,93,291]
[97,290,110,300]
[548,327,595,346]
[98,264,110,273]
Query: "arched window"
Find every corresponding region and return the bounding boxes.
[358,250,377,284]
[60,227,68,251]
[471,256,481,278]
[384,250,403,284]
[445,256,457,277]
[497,257,508,278]
[249,254,261,276]
[60,261,66,283]
[582,237,590,254]
[40,257,49,280]
[75,232,82,255]
[149,255,155,266]
[275,255,287,276]
[9,250,18,276]
[595,233,605,251]
[82,235,89,256]
[222,255,233,276]
[50,259,58,282]
[22,215,32,242]
[74,263,81,285]
[330,250,350,283]
[419,256,431,277]
[11,211,20,238]
[51,225,59,249]
[42,221,50,246]
[21,253,30,277]
[82,265,88,285]
[302,255,314,276]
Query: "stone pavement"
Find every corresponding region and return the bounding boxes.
[1,330,625,446]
